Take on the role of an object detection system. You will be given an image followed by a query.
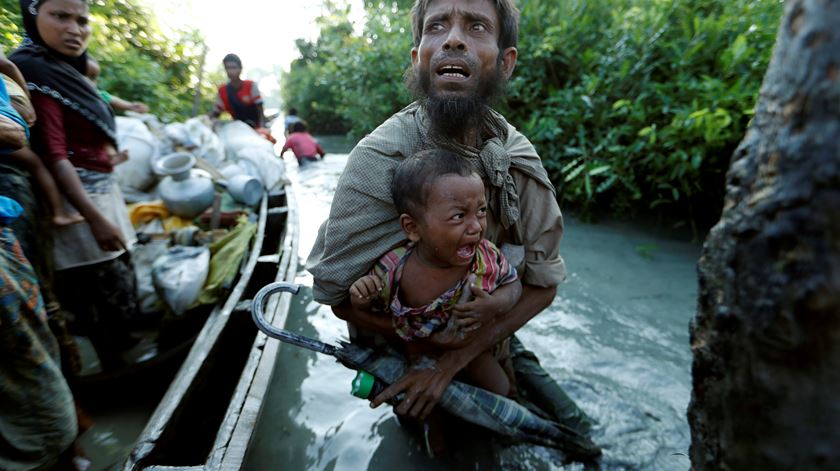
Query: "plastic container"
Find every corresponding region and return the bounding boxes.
[226,174,262,206]
[351,370,386,399]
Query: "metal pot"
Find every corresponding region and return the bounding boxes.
[154,152,215,219]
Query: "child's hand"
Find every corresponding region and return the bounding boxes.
[349,275,383,310]
[452,277,521,333]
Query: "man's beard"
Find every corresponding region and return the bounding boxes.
[405,56,507,141]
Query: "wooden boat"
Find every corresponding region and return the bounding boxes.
[122,184,299,470]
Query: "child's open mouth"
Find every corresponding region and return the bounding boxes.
[457,244,476,260]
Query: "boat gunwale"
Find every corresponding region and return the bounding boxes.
[209,184,300,469]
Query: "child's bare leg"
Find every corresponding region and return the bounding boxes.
[33,162,84,226]
[460,350,511,397]
[13,148,83,226]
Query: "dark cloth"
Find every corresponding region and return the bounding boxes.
[9,0,117,144]
[335,338,601,458]
[215,80,262,128]
[54,253,138,370]
[298,155,319,167]
[225,83,260,128]
[29,94,113,172]
[0,225,77,471]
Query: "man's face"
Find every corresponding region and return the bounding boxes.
[224,62,242,81]
[410,0,516,103]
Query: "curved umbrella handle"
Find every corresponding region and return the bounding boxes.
[251,282,337,356]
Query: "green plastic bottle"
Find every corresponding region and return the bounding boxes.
[350,370,385,399]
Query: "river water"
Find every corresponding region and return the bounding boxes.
[244,137,701,470]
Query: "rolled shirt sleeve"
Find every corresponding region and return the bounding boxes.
[467,167,566,289]
[508,169,566,287]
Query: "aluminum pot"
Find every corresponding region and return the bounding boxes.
[154,152,215,219]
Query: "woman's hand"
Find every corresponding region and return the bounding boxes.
[349,275,382,310]
[108,149,128,166]
[88,216,127,252]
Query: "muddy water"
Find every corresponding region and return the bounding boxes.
[244,140,700,470]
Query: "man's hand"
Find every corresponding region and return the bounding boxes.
[0,114,26,150]
[349,275,383,310]
[370,355,459,420]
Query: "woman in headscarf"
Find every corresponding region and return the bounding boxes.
[9,0,140,371]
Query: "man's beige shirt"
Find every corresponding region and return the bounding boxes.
[307,102,566,305]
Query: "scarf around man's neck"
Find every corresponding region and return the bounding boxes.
[415,103,555,229]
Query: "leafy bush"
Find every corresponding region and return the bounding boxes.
[281,0,412,136]
[506,0,783,227]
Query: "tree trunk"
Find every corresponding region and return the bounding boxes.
[689,0,840,469]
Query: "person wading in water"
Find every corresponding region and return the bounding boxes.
[307,0,596,454]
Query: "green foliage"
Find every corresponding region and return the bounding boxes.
[506,0,783,227]
[0,0,22,50]
[281,0,412,135]
[0,0,213,121]
[280,0,784,228]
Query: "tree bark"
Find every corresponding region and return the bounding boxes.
[689,0,840,469]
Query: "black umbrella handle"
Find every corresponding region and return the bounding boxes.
[251,281,337,356]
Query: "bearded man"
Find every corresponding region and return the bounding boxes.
[307,0,593,437]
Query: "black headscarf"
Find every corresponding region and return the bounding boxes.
[9,0,117,143]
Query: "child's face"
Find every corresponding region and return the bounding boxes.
[408,173,487,268]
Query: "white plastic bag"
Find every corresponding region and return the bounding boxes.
[131,240,168,314]
[115,116,160,191]
[151,246,210,315]
[184,117,226,166]
[216,121,286,189]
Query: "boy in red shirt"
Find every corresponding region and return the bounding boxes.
[209,54,266,130]
[280,121,325,167]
